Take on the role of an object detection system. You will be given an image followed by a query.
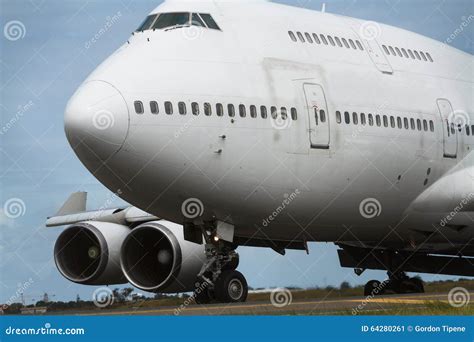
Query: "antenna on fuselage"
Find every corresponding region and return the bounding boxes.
[322,3,326,13]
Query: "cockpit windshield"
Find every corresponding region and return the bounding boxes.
[136,12,221,32]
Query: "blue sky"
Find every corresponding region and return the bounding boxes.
[0,0,473,305]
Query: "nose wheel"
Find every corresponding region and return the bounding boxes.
[193,222,248,304]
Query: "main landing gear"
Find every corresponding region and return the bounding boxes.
[364,271,424,297]
[193,223,248,304]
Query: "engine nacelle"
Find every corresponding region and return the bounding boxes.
[120,221,206,293]
[54,221,130,285]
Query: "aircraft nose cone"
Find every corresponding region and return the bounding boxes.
[64,81,129,161]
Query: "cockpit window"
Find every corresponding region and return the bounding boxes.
[152,12,190,30]
[136,12,221,32]
[191,13,206,27]
[137,15,158,31]
[199,13,220,30]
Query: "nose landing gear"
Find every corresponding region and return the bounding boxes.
[193,223,248,304]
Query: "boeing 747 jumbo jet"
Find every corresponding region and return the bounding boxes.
[47,0,473,303]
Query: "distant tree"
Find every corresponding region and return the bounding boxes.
[112,288,124,303]
[121,288,134,301]
[340,281,351,290]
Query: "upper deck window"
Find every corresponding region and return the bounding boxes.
[137,12,221,32]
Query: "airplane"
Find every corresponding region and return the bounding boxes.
[48,0,474,304]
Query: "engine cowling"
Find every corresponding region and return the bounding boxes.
[54,221,130,285]
[120,221,206,293]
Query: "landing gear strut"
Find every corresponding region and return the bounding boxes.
[193,222,247,304]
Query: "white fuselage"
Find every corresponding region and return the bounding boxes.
[64,1,474,256]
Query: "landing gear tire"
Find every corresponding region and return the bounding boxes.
[364,280,384,296]
[215,270,248,303]
[399,277,424,294]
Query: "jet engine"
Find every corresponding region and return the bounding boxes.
[120,221,206,293]
[54,221,130,285]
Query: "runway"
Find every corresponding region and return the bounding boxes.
[76,292,470,316]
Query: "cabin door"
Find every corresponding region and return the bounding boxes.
[437,98,457,158]
[303,83,330,149]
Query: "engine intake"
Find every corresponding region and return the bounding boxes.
[120,221,205,293]
[54,222,130,285]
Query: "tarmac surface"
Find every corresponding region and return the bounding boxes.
[72,291,470,316]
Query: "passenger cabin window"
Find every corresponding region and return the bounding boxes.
[320,34,328,45]
[305,32,313,43]
[368,114,374,126]
[291,108,297,120]
[165,101,173,115]
[271,107,277,119]
[313,33,321,44]
[150,101,159,114]
[239,104,246,118]
[289,31,297,42]
[297,32,305,42]
[352,112,358,125]
[250,105,257,118]
[260,106,268,119]
[344,111,350,124]
[216,103,224,117]
[336,111,342,124]
[228,104,235,117]
[134,101,144,114]
[178,102,187,115]
[192,102,200,115]
[281,107,288,120]
[204,103,212,116]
